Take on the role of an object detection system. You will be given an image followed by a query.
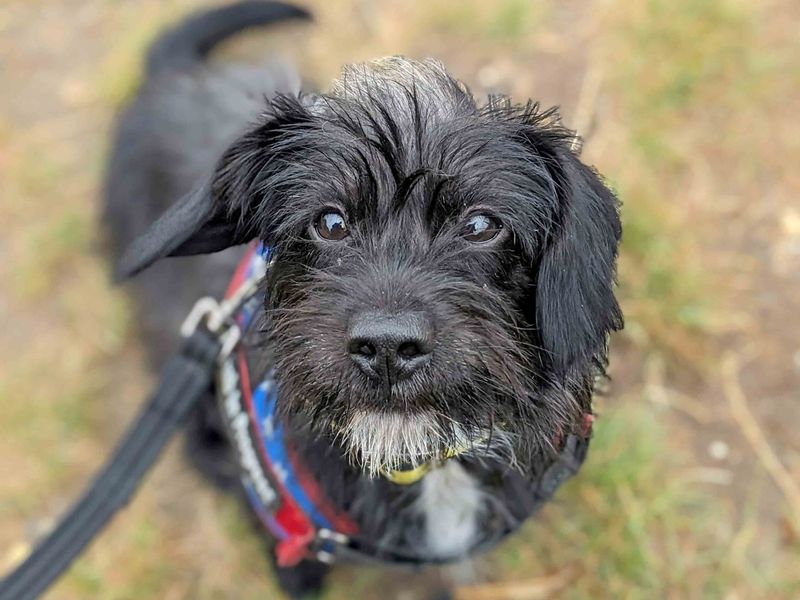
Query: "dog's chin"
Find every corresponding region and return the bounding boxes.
[339,410,492,477]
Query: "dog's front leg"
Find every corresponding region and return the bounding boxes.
[269,553,330,599]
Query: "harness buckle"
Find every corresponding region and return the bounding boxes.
[314,528,351,564]
[180,297,241,362]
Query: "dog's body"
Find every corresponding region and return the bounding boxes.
[105,2,622,597]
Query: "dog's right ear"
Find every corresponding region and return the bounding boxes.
[114,179,253,279]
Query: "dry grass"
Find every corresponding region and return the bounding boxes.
[1,0,799,598]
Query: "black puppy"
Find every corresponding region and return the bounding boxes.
[105,2,622,597]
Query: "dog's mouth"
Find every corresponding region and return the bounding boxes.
[338,410,489,478]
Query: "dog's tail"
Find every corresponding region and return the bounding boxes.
[145,1,310,78]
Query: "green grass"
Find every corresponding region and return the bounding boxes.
[492,402,799,597]
[98,5,198,107]
[616,182,711,358]
[618,0,753,125]
[11,209,94,300]
[606,0,759,359]
[485,0,538,40]
[423,0,546,43]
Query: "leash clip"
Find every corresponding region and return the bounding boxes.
[180,298,241,361]
[180,254,271,362]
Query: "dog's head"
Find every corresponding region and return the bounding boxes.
[122,58,622,475]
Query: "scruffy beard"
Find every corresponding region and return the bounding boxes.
[340,411,443,476]
[339,410,504,477]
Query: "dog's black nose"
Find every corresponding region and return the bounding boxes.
[348,312,433,384]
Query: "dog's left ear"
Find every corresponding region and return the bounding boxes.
[116,98,313,279]
[523,130,623,375]
[115,180,255,279]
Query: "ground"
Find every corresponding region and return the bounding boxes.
[1,0,799,598]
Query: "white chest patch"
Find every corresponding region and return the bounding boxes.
[416,461,483,559]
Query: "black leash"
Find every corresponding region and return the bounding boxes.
[0,288,250,600]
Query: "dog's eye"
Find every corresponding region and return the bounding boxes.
[314,210,349,241]
[462,214,502,243]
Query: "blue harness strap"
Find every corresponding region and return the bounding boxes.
[250,382,337,531]
[217,243,358,566]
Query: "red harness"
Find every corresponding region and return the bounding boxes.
[218,243,357,566]
[217,242,594,567]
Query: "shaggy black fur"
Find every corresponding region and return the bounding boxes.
[105,2,622,597]
[238,91,619,456]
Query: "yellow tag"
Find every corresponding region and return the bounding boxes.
[381,462,431,485]
[380,437,485,485]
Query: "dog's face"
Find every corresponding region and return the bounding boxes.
[122,58,622,475]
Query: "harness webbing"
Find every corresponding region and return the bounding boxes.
[217,243,359,566]
[211,242,596,567]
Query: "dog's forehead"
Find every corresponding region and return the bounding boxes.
[329,57,472,116]
[272,57,559,232]
[303,56,478,145]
